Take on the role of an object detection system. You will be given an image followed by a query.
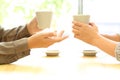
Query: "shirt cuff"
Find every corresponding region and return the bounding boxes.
[13,38,29,53]
[13,38,30,60]
[115,42,120,61]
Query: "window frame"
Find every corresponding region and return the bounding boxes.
[78,0,120,34]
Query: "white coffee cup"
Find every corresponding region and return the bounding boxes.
[73,14,90,24]
[36,11,53,29]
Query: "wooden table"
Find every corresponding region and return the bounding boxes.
[0,38,120,80]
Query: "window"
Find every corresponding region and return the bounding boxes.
[79,0,120,34]
[1,0,119,34]
[0,0,78,30]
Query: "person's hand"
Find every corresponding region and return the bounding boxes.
[89,22,99,32]
[26,17,42,35]
[28,30,68,49]
[72,21,100,45]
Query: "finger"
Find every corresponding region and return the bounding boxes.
[89,22,98,30]
[53,30,57,36]
[74,34,81,39]
[32,17,38,27]
[72,25,81,31]
[61,35,68,40]
[89,22,96,26]
[39,32,56,38]
[54,37,67,42]
[50,34,68,42]
[72,21,84,27]
[72,28,80,34]
[57,30,64,37]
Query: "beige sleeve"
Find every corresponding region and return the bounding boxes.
[115,42,120,61]
[0,38,30,64]
[0,25,31,64]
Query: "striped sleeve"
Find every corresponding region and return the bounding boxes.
[115,42,120,61]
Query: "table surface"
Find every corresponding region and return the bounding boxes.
[0,38,120,80]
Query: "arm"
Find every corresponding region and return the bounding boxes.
[72,21,120,60]
[101,34,120,42]
[0,25,30,41]
[0,26,31,64]
[0,17,68,64]
[92,34,118,57]
[93,35,120,61]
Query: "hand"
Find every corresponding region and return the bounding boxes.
[28,30,68,48]
[72,21,100,45]
[89,22,99,32]
[26,17,42,35]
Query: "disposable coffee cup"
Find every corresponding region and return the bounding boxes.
[73,14,90,24]
[36,11,52,29]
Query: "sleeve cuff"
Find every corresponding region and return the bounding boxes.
[0,38,30,64]
[115,42,120,61]
[13,38,29,53]
[13,38,30,61]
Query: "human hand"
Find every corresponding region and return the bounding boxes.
[89,22,99,32]
[28,30,68,48]
[26,17,42,35]
[72,21,100,45]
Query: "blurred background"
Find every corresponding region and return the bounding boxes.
[0,0,120,34]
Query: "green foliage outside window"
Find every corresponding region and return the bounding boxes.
[0,0,72,27]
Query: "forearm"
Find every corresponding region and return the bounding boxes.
[0,38,30,64]
[93,35,117,57]
[101,34,120,42]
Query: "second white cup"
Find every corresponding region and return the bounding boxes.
[36,11,53,29]
[73,14,90,24]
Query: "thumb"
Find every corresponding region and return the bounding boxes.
[89,22,96,26]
